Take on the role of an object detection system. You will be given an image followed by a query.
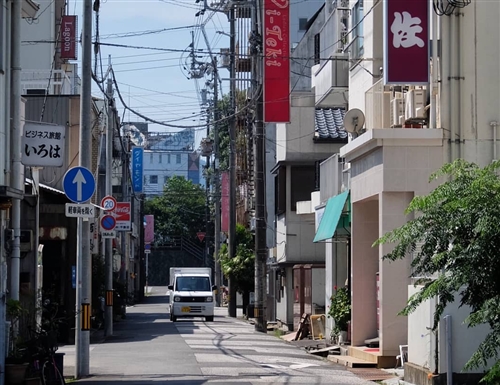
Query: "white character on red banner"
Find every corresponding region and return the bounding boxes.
[391,11,425,49]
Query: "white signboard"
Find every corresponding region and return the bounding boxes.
[102,230,116,239]
[22,123,65,167]
[65,203,95,218]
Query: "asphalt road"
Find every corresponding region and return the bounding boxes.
[60,287,374,385]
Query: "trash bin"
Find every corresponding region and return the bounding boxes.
[54,352,65,378]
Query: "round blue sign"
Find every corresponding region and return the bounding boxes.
[101,215,116,231]
[63,166,96,203]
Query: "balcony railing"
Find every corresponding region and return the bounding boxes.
[21,69,80,95]
[312,55,349,108]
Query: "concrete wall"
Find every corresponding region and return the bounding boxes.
[275,266,294,328]
[311,266,325,307]
[290,1,324,48]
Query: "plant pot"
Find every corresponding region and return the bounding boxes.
[5,363,28,385]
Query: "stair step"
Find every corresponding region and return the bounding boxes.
[328,355,378,368]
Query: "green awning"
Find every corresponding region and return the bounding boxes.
[313,190,349,243]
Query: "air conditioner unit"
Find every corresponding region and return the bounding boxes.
[390,97,404,127]
[405,89,426,120]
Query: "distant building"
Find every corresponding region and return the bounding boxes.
[124,123,201,197]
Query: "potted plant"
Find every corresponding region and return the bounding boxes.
[327,286,351,345]
[5,299,29,384]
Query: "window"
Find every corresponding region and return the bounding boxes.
[167,154,171,163]
[159,153,162,163]
[150,175,158,184]
[314,34,320,65]
[176,154,181,164]
[298,18,308,31]
[290,166,316,211]
[352,0,364,58]
[150,153,153,163]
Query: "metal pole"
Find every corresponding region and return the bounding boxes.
[105,57,114,337]
[253,0,267,332]
[32,169,42,329]
[0,211,7,385]
[228,4,237,318]
[75,217,83,376]
[76,0,93,377]
[10,0,23,303]
[205,108,211,268]
[120,137,128,285]
[213,59,222,307]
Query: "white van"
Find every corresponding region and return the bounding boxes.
[168,267,216,322]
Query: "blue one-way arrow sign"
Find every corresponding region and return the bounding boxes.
[63,166,96,203]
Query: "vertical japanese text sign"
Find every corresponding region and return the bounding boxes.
[60,15,77,60]
[264,0,290,123]
[221,172,229,233]
[132,146,144,193]
[384,0,429,84]
[22,123,65,167]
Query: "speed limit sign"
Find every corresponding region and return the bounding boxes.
[101,195,117,212]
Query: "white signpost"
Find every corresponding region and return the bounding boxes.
[101,230,116,239]
[65,203,95,218]
[22,123,65,167]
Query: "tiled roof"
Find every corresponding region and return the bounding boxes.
[315,108,348,140]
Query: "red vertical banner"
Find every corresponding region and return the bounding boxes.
[221,172,229,233]
[384,0,429,84]
[144,215,154,244]
[264,0,290,123]
[60,15,78,60]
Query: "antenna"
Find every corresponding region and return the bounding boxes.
[343,108,365,137]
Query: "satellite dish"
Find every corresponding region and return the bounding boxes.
[343,108,366,136]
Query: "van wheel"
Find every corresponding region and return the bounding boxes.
[171,315,177,322]
[205,316,214,322]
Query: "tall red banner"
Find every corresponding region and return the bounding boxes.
[221,172,229,233]
[144,215,154,243]
[384,0,429,84]
[61,15,77,60]
[264,0,290,123]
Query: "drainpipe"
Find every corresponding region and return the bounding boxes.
[491,121,498,161]
[10,0,23,302]
[449,13,459,162]
[444,315,452,385]
[0,211,7,385]
[456,11,463,159]
[440,13,451,164]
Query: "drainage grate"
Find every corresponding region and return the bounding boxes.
[347,367,398,381]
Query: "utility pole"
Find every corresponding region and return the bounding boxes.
[212,58,222,306]
[120,136,129,286]
[252,0,267,332]
[228,4,237,318]
[76,0,93,377]
[205,104,211,268]
[105,56,114,337]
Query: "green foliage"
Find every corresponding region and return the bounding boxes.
[374,159,500,383]
[144,176,206,243]
[218,224,255,293]
[327,287,351,335]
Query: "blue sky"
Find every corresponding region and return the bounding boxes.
[73,0,231,145]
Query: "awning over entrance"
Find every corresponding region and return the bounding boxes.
[313,190,349,243]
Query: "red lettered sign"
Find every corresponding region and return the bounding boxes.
[61,15,77,60]
[114,202,131,231]
[384,0,429,84]
[264,0,290,123]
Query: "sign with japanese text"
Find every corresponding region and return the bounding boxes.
[221,172,229,233]
[384,0,429,84]
[22,123,65,167]
[61,15,77,60]
[263,0,290,122]
[144,215,154,243]
[90,218,98,255]
[131,147,144,193]
[114,202,131,231]
[65,203,95,218]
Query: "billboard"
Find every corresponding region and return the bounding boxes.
[22,123,65,167]
[60,15,77,60]
[114,202,131,231]
[384,0,429,84]
[263,0,290,122]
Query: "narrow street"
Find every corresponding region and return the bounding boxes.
[59,287,374,385]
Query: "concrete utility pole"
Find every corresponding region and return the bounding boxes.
[10,0,23,303]
[76,0,93,377]
[105,57,114,337]
[252,0,267,333]
[120,138,129,286]
[227,4,238,318]
[212,58,222,307]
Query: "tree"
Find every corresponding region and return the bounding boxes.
[144,176,206,244]
[219,224,255,313]
[375,159,500,383]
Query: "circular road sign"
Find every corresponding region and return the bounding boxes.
[101,215,116,231]
[63,166,96,203]
[101,195,117,212]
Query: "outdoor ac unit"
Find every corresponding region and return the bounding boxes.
[405,89,426,120]
[390,97,404,127]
